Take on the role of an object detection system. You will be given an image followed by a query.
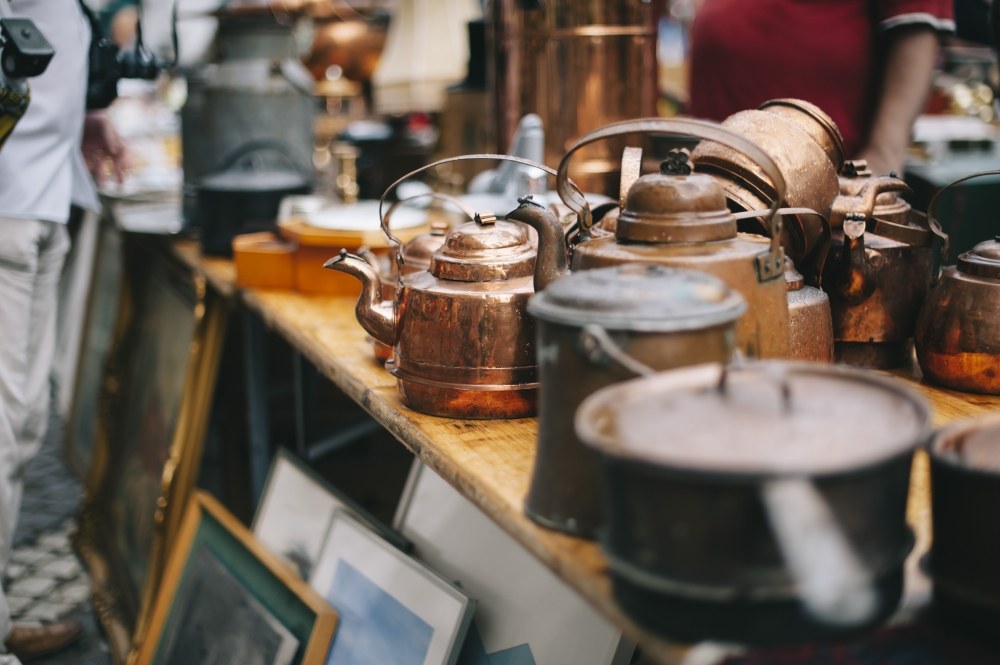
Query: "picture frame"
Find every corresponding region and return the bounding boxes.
[393,460,634,665]
[135,490,338,665]
[73,235,230,664]
[252,448,410,581]
[61,212,125,481]
[310,510,475,665]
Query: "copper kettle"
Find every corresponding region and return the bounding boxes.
[324,154,579,419]
[823,160,948,368]
[506,117,791,359]
[915,170,1000,394]
[690,98,844,284]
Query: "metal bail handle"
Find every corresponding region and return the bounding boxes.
[925,169,1000,262]
[554,117,788,283]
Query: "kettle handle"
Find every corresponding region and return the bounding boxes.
[925,169,1000,261]
[377,153,585,249]
[555,117,787,283]
[211,138,313,178]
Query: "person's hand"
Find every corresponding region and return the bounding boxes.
[82,109,131,184]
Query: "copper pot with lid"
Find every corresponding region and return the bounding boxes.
[823,160,948,369]
[324,154,582,419]
[506,117,791,360]
[690,98,844,284]
[575,360,931,644]
[526,264,745,538]
[915,171,1000,394]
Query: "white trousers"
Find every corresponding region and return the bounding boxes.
[0,217,70,654]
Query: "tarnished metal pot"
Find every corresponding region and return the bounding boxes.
[915,170,1000,394]
[824,161,946,369]
[576,361,931,645]
[785,260,833,362]
[526,264,745,538]
[928,414,1000,641]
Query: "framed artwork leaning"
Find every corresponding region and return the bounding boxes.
[310,510,475,665]
[252,448,410,581]
[72,235,231,664]
[134,490,338,665]
[393,461,635,665]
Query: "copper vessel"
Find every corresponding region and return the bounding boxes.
[526,264,745,538]
[825,161,948,369]
[691,99,844,284]
[488,0,657,192]
[916,234,1000,394]
[506,117,791,359]
[325,155,576,419]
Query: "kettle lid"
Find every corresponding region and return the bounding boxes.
[957,236,1000,279]
[617,151,737,244]
[431,213,536,282]
[528,263,746,331]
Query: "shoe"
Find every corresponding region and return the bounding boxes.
[5,619,84,661]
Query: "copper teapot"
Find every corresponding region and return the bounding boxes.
[915,170,1000,394]
[324,155,579,419]
[823,160,947,368]
[506,117,791,359]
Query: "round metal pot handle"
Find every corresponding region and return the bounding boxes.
[554,117,788,283]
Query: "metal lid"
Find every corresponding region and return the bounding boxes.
[760,98,846,169]
[402,221,449,272]
[784,257,804,292]
[528,263,746,332]
[201,168,308,192]
[431,213,536,282]
[617,153,737,244]
[957,236,1000,280]
[576,361,931,476]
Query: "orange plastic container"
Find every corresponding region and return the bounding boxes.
[232,232,297,290]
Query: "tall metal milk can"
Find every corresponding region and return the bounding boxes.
[181,12,315,224]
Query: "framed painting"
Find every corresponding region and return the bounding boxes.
[252,448,410,581]
[393,461,635,665]
[73,235,230,664]
[310,510,474,665]
[135,490,338,665]
[61,213,125,481]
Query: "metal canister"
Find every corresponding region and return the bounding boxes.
[785,260,833,362]
[526,263,745,538]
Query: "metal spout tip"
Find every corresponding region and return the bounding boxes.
[323,248,349,269]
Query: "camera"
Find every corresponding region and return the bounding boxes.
[0,17,54,80]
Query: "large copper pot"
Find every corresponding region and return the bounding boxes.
[325,155,579,419]
[526,264,745,538]
[690,99,844,284]
[823,160,947,369]
[506,117,791,359]
[914,170,1000,394]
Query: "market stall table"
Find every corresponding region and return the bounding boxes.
[170,237,1000,664]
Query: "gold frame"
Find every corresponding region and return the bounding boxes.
[133,490,338,665]
[72,235,231,665]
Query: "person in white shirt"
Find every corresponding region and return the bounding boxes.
[0,0,125,660]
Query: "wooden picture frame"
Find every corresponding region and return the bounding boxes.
[310,510,475,665]
[73,236,230,664]
[135,490,338,665]
[252,448,410,581]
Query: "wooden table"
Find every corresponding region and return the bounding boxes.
[171,238,1000,664]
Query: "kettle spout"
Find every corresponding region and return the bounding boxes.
[505,196,570,291]
[835,214,876,305]
[323,249,397,346]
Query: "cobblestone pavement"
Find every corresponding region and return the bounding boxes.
[4,396,110,664]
